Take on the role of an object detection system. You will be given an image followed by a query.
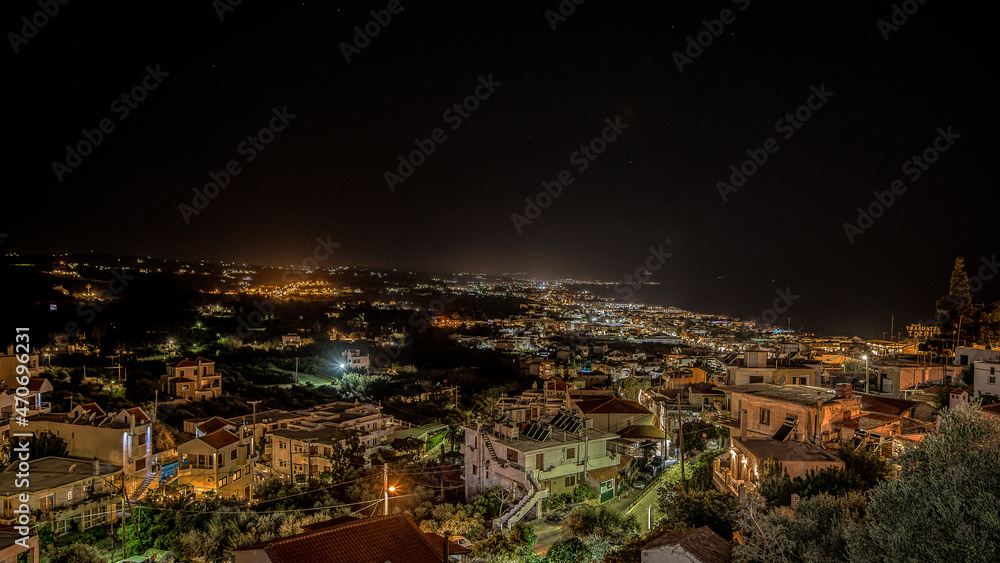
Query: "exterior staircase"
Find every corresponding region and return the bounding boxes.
[128,470,158,504]
[494,471,549,530]
[482,433,506,468]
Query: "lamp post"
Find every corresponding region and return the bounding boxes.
[862,355,869,394]
[384,485,395,516]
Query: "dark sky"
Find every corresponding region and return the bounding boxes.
[5,1,997,337]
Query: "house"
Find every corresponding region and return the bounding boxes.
[0,346,40,389]
[162,357,221,401]
[28,405,152,487]
[344,349,369,370]
[953,346,1000,367]
[713,436,844,499]
[464,413,620,527]
[0,525,38,563]
[875,361,950,397]
[973,360,1000,399]
[719,384,861,446]
[0,457,123,535]
[641,526,732,563]
[281,334,302,347]
[724,351,817,387]
[233,514,470,563]
[571,397,653,433]
[267,427,357,481]
[175,420,255,499]
[833,393,938,447]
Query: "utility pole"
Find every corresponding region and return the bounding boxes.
[248,400,262,504]
[294,357,299,384]
[383,464,389,516]
[676,394,685,489]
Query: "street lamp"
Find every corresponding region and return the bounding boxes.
[862,355,868,394]
[384,485,396,516]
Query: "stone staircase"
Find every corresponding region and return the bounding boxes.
[128,470,158,504]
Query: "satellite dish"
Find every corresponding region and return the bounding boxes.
[778,375,786,384]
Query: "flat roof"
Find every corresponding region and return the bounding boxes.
[0,457,122,495]
[471,424,615,454]
[733,438,842,463]
[722,384,845,406]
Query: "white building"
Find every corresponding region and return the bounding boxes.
[974,360,1000,399]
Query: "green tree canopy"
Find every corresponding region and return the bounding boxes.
[853,402,1000,562]
[657,484,737,540]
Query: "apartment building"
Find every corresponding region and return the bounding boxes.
[267,426,357,481]
[0,457,122,534]
[162,357,221,401]
[175,418,255,499]
[974,360,1000,398]
[29,404,152,486]
[720,384,861,446]
[464,412,619,529]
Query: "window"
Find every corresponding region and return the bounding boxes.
[566,448,575,460]
[231,449,238,461]
[218,477,227,487]
[506,448,519,464]
[991,367,996,375]
[990,376,996,385]
[278,441,287,449]
[472,464,478,475]
[234,469,242,480]
[138,433,147,446]
[182,385,189,391]
[960,355,969,365]
[565,475,575,488]
[759,408,771,426]
[67,489,73,502]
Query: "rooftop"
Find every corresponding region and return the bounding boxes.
[233,513,470,563]
[0,457,122,495]
[722,384,844,406]
[642,525,732,563]
[473,423,616,454]
[733,438,842,463]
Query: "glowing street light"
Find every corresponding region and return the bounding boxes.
[862,355,869,394]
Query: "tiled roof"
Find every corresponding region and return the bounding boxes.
[617,424,665,439]
[837,413,898,431]
[858,394,916,416]
[642,525,733,563]
[198,429,239,450]
[26,378,50,392]
[126,407,150,423]
[575,397,651,415]
[982,403,1000,419]
[197,417,234,435]
[173,377,195,383]
[234,514,469,563]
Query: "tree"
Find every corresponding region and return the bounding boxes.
[618,377,650,402]
[29,431,68,459]
[48,543,105,563]
[470,531,539,563]
[561,504,640,545]
[851,402,1000,562]
[510,521,538,549]
[153,422,177,453]
[733,492,868,563]
[545,537,592,563]
[936,257,973,342]
[657,484,737,540]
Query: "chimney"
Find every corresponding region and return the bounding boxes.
[835,383,852,398]
[443,533,449,563]
[92,457,100,476]
[739,409,747,441]
[815,396,824,444]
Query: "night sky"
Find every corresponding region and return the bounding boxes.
[5,1,997,337]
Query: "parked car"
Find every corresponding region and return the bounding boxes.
[663,459,678,468]
[650,456,664,468]
[633,474,652,489]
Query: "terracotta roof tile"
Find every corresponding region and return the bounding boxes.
[197,417,234,434]
[198,429,239,450]
[235,514,469,563]
[642,525,732,563]
[575,397,651,415]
